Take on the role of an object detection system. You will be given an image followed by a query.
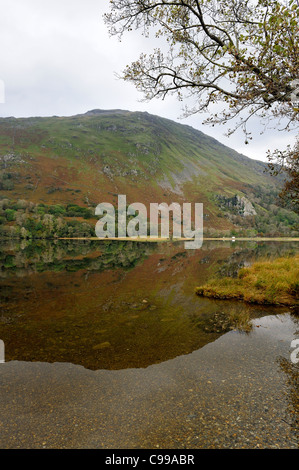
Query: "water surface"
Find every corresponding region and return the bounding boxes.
[0,240,298,448]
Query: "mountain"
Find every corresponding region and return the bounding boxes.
[0,109,298,238]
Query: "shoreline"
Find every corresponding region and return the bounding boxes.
[57,237,299,242]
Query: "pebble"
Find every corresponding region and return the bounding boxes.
[92,342,111,350]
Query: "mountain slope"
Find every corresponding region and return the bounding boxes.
[0,109,297,237]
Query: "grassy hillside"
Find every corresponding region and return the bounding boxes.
[0,109,298,238]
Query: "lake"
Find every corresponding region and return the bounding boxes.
[0,239,298,448]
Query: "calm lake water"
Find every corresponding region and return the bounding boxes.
[0,239,298,448]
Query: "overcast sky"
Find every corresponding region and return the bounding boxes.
[0,0,297,161]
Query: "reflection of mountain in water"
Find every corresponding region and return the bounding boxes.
[0,282,291,370]
[0,240,297,370]
[1,239,297,279]
[0,239,158,278]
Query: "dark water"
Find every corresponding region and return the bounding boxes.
[0,239,298,448]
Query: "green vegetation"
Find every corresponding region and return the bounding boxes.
[215,186,299,237]
[0,198,94,239]
[196,255,299,306]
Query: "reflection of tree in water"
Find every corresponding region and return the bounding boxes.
[1,239,297,279]
[217,242,298,278]
[0,239,158,277]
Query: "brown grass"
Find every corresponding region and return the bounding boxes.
[196,255,299,306]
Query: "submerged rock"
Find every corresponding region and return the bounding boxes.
[92,341,111,350]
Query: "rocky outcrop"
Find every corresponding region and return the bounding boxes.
[216,194,257,217]
[236,195,257,216]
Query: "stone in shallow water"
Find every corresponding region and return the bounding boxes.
[92,342,111,350]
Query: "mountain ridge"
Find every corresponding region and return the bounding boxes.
[0,109,297,238]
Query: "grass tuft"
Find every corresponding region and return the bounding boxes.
[196,255,299,306]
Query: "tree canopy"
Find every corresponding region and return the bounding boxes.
[105,0,299,137]
[105,0,299,211]
[268,137,299,212]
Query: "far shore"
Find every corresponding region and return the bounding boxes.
[58,237,299,242]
